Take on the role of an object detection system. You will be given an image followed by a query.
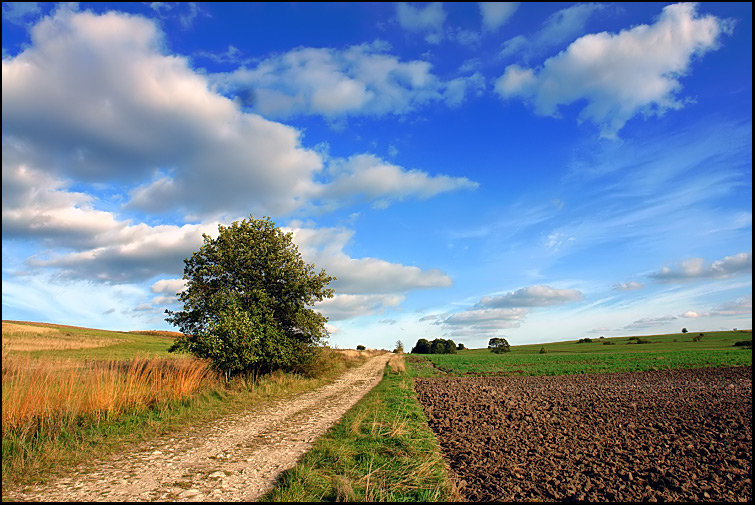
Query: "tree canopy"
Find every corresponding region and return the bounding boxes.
[166,215,335,378]
[411,338,457,354]
[488,337,510,354]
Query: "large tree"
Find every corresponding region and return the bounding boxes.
[166,215,335,378]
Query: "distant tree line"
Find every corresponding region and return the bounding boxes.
[410,338,458,354]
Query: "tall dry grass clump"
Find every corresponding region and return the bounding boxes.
[2,354,216,439]
[387,352,405,374]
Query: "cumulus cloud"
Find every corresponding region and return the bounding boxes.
[479,2,519,31]
[212,41,483,120]
[286,225,453,296]
[314,294,405,321]
[2,7,477,223]
[437,284,583,337]
[614,282,644,291]
[151,278,187,295]
[495,3,733,137]
[317,154,478,208]
[650,252,752,283]
[678,296,752,319]
[480,285,583,308]
[396,2,446,44]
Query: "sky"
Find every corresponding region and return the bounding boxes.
[2,2,752,351]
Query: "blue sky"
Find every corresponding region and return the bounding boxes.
[2,2,751,350]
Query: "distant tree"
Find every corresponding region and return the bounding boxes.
[577,338,593,344]
[411,338,431,354]
[681,328,688,333]
[394,339,404,353]
[457,342,466,350]
[488,337,510,354]
[356,345,366,351]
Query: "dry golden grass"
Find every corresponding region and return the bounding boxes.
[2,354,215,438]
[1,322,122,352]
[387,352,406,374]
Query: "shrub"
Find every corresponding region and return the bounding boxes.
[457,343,466,350]
[539,347,547,354]
[681,328,688,333]
[576,338,593,344]
[603,341,615,345]
[635,338,651,344]
[356,345,366,351]
[733,340,752,348]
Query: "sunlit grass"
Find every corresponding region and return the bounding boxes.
[262,358,459,502]
[416,330,752,376]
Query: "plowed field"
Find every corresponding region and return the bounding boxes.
[414,366,752,502]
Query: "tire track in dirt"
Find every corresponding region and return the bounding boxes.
[7,352,392,502]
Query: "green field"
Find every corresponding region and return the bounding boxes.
[413,330,752,377]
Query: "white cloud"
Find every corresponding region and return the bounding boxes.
[317,154,478,208]
[286,225,453,296]
[2,2,42,25]
[396,2,446,44]
[614,282,644,291]
[441,307,529,338]
[151,278,187,295]
[495,3,733,137]
[314,294,405,321]
[479,2,519,31]
[212,42,482,120]
[480,285,583,308]
[623,315,677,330]
[678,296,752,319]
[2,8,476,223]
[651,251,752,283]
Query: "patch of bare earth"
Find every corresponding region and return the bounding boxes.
[6,353,392,502]
[414,366,752,502]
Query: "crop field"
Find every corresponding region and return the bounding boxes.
[409,330,752,502]
[416,331,752,377]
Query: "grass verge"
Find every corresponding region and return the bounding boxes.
[1,347,375,496]
[262,353,460,502]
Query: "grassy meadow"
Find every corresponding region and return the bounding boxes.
[1,320,379,494]
[415,330,752,377]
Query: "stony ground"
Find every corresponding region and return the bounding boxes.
[414,365,752,502]
[5,353,392,502]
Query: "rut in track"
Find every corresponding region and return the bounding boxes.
[7,353,392,502]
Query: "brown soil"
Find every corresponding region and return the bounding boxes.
[414,366,752,502]
[4,353,392,502]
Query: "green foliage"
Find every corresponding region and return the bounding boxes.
[539,347,547,354]
[166,215,335,378]
[356,345,366,351]
[577,338,593,344]
[682,328,688,333]
[603,341,616,345]
[488,337,510,354]
[692,335,702,342]
[410,338,456,354]
[394,339,404,353]
[457,343,466,350]
[733,340,752,348]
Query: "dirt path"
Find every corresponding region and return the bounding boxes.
[8,353,392,502]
